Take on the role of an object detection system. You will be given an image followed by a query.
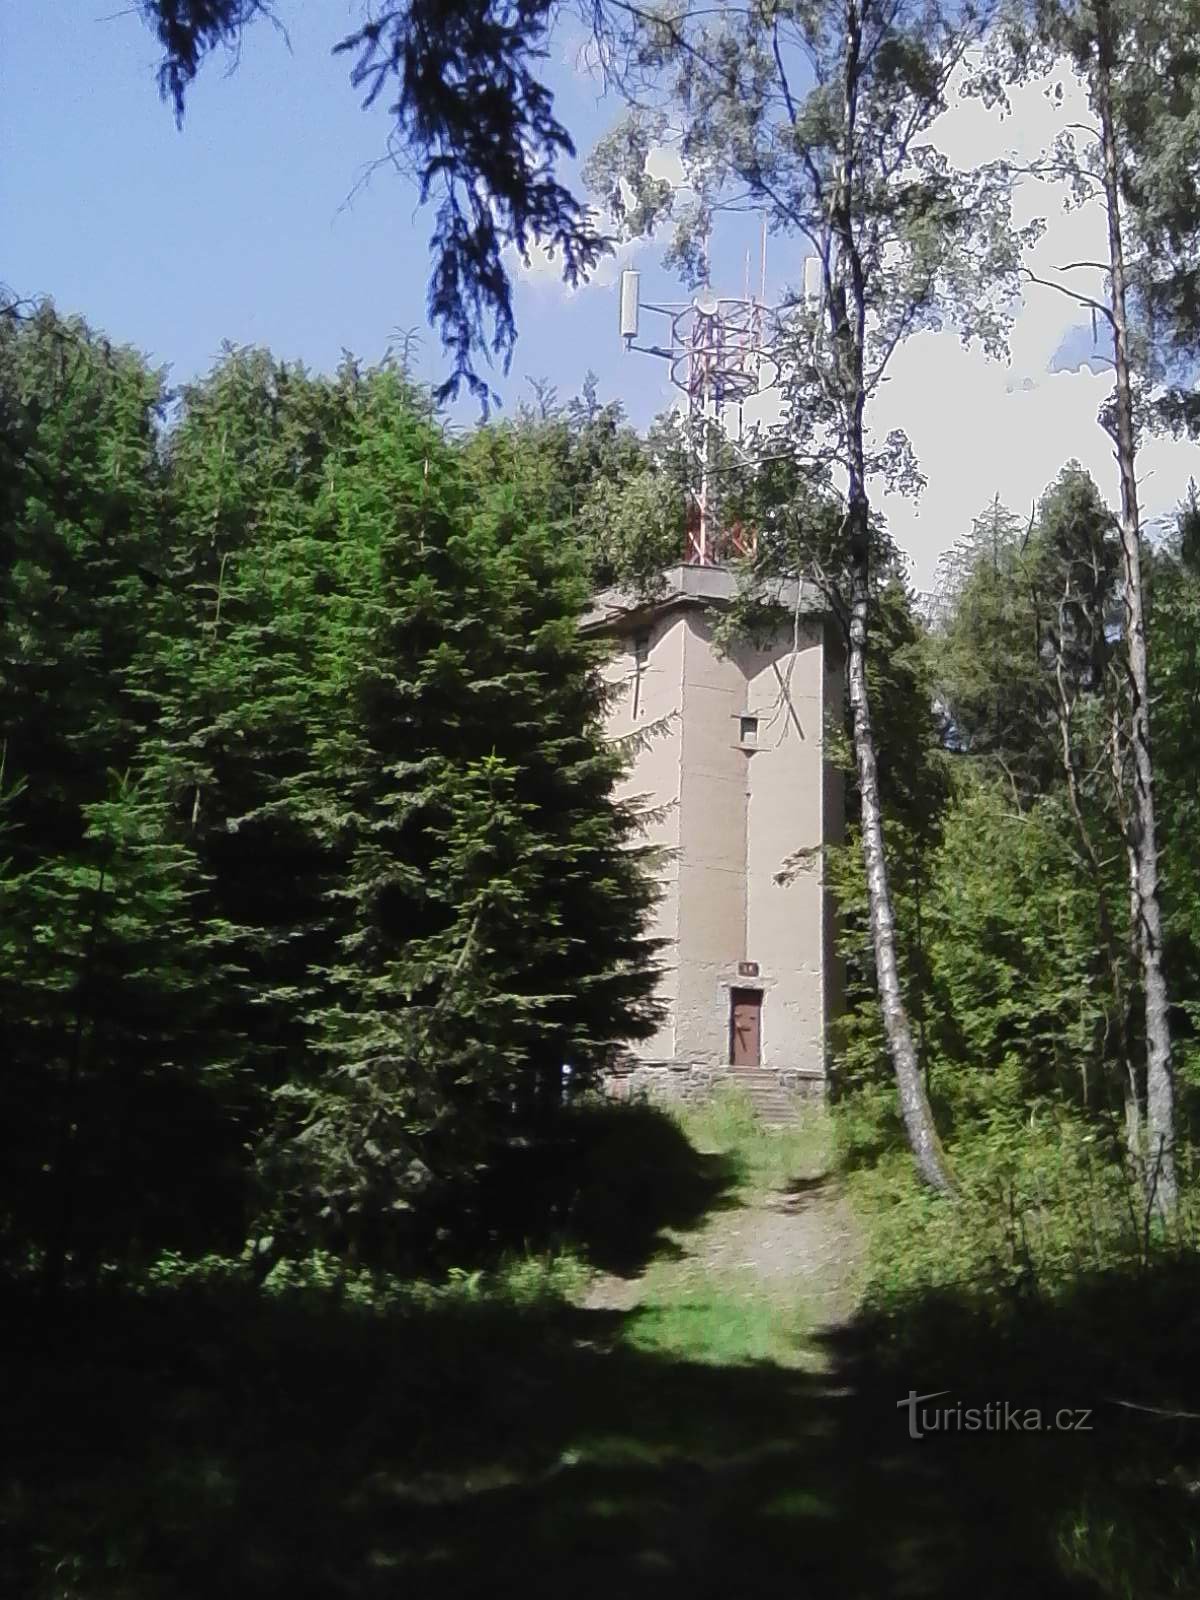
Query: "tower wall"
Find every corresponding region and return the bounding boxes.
[589,568,841,1104]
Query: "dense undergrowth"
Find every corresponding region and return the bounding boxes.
[840,1073,1200,1301]
[835,1079,1200,1599]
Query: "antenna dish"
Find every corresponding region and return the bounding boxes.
[694,288,720,316]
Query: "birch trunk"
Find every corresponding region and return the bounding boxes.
[1110,699,1146,1174]
[832,0,953,1192]
[1094,2,1177,1213]
[848,521,952,1190]
[1054,661,1139,1136]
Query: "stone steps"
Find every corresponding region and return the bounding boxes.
[730,1070,804,1127]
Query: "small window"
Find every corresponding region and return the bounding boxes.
[739,715,759,745]
[633,627,651,664]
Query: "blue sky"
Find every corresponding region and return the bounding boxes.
[1,1,700,427]
[4,5,1195,585]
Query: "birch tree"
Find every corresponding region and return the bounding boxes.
[975,0,1193,1211]
[587,0,1030,1190]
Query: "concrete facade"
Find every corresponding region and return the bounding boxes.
[583,566,844,1105]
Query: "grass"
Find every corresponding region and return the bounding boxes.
[612,1086,831,1366]
[4,1087,1199,1598]
[623,1272,814,1364]
[677,1085,830,1197]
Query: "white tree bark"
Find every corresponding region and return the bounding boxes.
[1094,0,1177,1214]
[832,0,952,1191]
[848,536,953,1190]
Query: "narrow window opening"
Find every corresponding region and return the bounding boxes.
[739,714,759,745]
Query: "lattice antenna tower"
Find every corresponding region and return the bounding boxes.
[619,225,818,565]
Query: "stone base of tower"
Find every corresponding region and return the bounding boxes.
[602,1057,826,1118]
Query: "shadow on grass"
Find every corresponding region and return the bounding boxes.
[474,1098,742,1276]
[4,1251,1199,1598]
[4,1095,1197,1599]
[780,1172,837,1201]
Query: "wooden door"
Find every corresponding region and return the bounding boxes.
[730,988,762,1068]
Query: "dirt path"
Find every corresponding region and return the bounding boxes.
[579,1113,864,1347]
[683,1174,863,1323]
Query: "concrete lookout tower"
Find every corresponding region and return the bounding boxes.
[584,566,844,1109]
[596,252,843,1111]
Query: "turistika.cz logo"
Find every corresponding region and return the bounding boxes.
[897,1390,1093,1440]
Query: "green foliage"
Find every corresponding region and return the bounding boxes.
[1148,511,1200,1108]
[0,308,238,1281]
[826,580,952,1093]
[887,788,1113,1122]
[932,497,1051,781]
[831,470,1145,1136]
[459,379,691,595]
[240,366,663,1255]
[931,471,1120,791]
[843,1095,1200,1600]
[922,784,1114,1100]
[0,317,663,1285]
[844,1097,1199,1307]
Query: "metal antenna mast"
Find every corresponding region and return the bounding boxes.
[618,236,781,565]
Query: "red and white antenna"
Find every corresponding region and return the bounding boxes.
[618,224,781,565]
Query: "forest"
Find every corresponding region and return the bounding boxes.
[4,0,1200,1593]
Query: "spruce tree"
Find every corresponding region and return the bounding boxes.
[0,308,230,1288]
[259,366,662,1257]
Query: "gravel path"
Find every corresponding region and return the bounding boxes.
[580,1121,864,1337]
[684,1177,863,1325]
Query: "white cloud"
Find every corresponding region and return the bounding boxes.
[507,227,645,296]
[508,143,683,296]
[645,143,686,188]
[868,61,1199,590]
[506,54,1197,576]
[509,236,571,289]
[723,61,1197,588]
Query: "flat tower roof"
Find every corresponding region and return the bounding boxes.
[581,565,824,636]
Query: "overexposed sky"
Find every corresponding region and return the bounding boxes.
[874,66,1198,590]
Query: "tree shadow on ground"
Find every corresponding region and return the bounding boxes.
[4,1249,1199,1599]
[4,1102,1197,1598]
[780,1172,837,1201]
[473,1098,743,1275]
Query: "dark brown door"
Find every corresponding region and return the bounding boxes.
[730,989,762,1067]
